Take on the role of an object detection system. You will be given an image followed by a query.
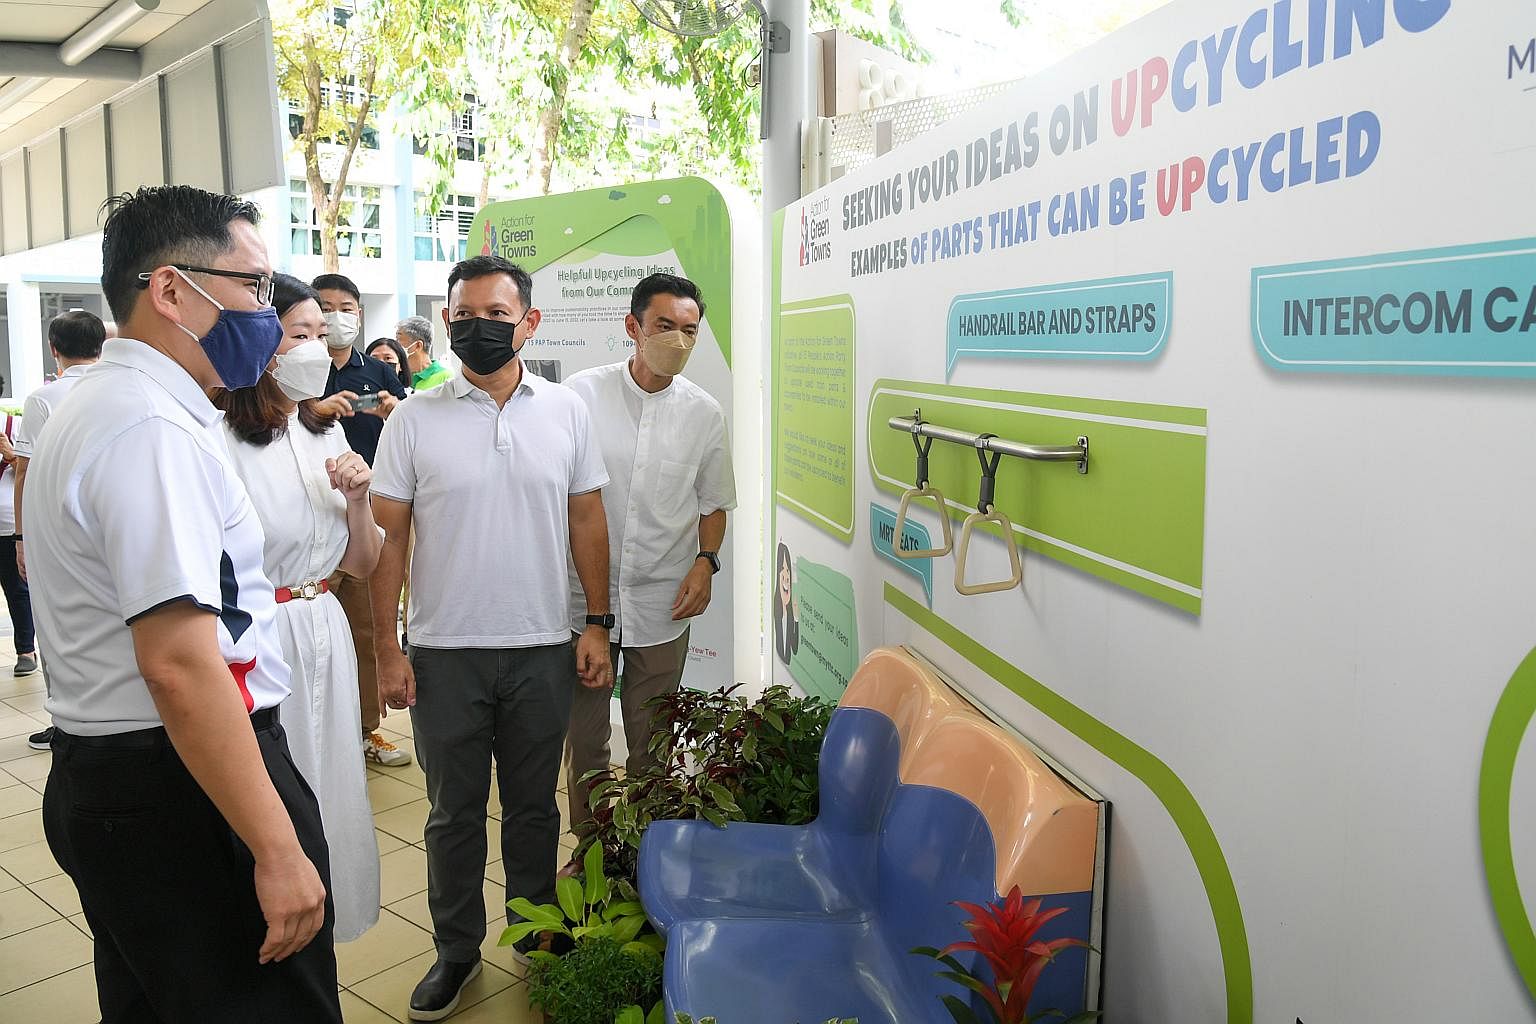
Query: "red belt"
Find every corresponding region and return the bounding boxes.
[275,579,329,603]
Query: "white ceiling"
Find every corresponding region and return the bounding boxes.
[0,0,227,135]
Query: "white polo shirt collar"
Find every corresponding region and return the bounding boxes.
[447,361,539,403]
[98,338,221,428]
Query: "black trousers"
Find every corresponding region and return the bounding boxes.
[43,709,342,1023]
[0,536,34,653]
[410,643,576,962]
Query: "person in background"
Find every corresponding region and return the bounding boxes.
[369,255,613,1021]
[313,273,412,769]
[26,184,338,1021]
[562,273,735,834]
[367,337,412,393]
[396,315,451,392]
[213,273,382,943]
[0,413,36,682]
[15,309,106,750]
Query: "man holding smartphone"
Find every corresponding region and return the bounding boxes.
[313,274,412,769]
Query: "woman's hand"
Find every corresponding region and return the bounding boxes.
[326,452,372,504]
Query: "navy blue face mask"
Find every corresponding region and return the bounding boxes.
[172,268,283,390]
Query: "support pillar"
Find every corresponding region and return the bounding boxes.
[5,280,43,400]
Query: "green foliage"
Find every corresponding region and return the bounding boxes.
[274,0,1025,234]
[673,1017,858,1024]
[614,1003,667,1024]
[526,936,662,1024]
[499,840,665,958]
[579,684,833,888]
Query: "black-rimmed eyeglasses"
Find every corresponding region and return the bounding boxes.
[136,264,274,305]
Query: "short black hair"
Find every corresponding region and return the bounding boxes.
[630,273,705,322]
[447,256,532,310]
[48,310,106,360]
[311,274,361,303]
[271,273,320,320]
[100,185,261,323]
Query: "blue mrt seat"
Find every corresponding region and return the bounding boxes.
[638,647,1102,1023]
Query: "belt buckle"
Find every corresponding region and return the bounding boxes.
[296,580,322,601]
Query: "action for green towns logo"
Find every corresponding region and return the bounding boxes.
[799,197,832,267]
[481,212,537,260]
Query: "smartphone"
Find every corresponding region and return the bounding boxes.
[349,392,383,412]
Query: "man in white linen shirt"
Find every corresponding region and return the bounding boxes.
[15,309,105,750]
[369,255,614,1022]
[562,273,736,832]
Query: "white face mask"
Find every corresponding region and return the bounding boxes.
[639,329,696,377]
[323,311,360,350]
[269,341,334,401]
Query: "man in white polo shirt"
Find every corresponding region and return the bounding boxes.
[14,309,105,751]
[25,185,339,1022]
[370,255,613,1021]
[562,273,736,831]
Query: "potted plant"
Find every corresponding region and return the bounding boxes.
[579,684,834,890]
[913,886,1099,1024]
[501,843,665,1024]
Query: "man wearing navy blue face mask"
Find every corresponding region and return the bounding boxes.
[24,185,340,1022]
[370,255,613,1020]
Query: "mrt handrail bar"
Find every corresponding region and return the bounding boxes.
[888,416,1089,475]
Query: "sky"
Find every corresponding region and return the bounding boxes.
[900,0,1171,90]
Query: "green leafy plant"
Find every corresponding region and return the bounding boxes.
[615,1003,666,1024]
[673,1017,857,1024]
[914,886,1098,1024]
[500,840,664,958]
[578,684,834,887]
[525,935,662,1024]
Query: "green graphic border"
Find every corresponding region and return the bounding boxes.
[1479,645,1536,1006]
[884,583,1253,1024]
[774,294,858,543]
[469,177,734,366]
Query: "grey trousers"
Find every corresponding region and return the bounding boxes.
[409,642,575,962]
[564,627,690,832]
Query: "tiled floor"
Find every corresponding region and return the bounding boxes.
[0,651,579,1022]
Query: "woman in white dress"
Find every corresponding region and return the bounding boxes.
[213,273,382,942]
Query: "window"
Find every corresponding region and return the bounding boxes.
[413,191,479,262]
[413,94,485,163]
[283,71,379,150]
[290,179,383,259]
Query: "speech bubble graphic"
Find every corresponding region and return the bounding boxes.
[946,272,1172,378]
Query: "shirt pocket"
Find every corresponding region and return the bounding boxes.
[655,459,698,520]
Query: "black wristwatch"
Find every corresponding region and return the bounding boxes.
[585,613,615,630]
[697,550,721,574]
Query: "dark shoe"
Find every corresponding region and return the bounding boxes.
[26,727,53,751]
[13,653,37,677]
[408,956,481,1021]
[508,931,543,968]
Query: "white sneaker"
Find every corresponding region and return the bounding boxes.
[363,732,412,766]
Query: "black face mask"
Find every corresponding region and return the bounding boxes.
[449,315,523,376]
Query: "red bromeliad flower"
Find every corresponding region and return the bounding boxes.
[934,885,1087,1024]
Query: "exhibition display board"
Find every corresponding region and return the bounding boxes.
[770,2,1536,1020]
[470,178,761,696]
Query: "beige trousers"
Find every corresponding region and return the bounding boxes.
[564,627,691,833]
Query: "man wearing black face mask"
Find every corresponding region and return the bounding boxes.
[369,255,614,1021]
